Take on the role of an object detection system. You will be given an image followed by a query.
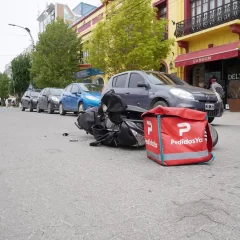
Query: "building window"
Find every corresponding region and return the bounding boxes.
[50,10,55,22]
[158,4,167,19]
[190,0,234,17]
[156,2,168,39]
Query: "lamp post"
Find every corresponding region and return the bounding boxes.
[8,24,35,104]
[8,24,35,49]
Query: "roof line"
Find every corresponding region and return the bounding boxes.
[72,4,104,28]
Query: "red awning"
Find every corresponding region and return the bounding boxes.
[175,41,240,67]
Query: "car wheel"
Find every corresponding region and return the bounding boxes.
[78,102,85,113]
[59,103,66,115]
[36,103,42,113]
[48,102,54,114]
[153,100,169,108]
[21,102,25,111]
[29,102,33,112]
[208,117,215,123]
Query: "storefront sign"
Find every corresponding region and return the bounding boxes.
[228,73,240,80]
[193,56,212,64]
[74,68,104,79]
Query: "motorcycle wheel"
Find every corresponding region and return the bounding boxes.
[205,123,218,147]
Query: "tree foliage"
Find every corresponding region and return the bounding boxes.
[11,54,32,97]
[0,73,10,105]
[85,0,174,76]
[31,19,82,88]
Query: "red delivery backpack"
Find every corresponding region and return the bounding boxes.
[142,106,215,166]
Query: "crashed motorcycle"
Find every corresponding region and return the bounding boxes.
[75,90,218,147]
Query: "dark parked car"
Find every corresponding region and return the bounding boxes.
[21,90,40,112]
[102,71,223,123]
[36,88,64,114]
[59,83,102,115]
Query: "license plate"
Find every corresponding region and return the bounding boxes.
[205,103,215,110]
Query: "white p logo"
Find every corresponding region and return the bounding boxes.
[177,123,191,136]
[147,121,152,135]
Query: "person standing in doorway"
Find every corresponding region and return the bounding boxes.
[210,79,225,99]
[207,75,217,89]
[210,78,225,110]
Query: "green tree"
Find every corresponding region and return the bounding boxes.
[31,19,82,88]
[86,0,174,76]
[11,54,32,98]
[0,73,10,105]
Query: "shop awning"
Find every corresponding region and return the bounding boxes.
[175,41,240,67]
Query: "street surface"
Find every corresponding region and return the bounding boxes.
[1,107,240,240]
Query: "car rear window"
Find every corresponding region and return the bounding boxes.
[30,92,39,97]
[50,88,63,95]
[112,74,128,88]
[79,84,103,92]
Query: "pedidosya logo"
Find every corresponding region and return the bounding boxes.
[171,122,204,145]
[145,120,158,148]
[145,139,158,148]
[145,121,204,148]
[171,137,203,145]
[177,123,191,136]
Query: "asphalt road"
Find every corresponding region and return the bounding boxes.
[1,107,240,240]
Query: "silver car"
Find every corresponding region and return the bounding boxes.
[102,71,223,123]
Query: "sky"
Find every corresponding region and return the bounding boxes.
[0,0,101,73]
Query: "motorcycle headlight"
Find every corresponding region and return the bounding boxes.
[86,95,98,101]
[52,96,59,102]
[170,89,195,100]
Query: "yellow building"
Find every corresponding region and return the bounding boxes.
[72,0,184,84]
[72,0,240,109]
[174,0,240,110]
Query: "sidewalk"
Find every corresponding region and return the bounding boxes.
[213,110,240,126]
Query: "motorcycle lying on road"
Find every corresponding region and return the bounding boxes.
[75,90,218,148]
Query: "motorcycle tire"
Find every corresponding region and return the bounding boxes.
[205,123,218,147]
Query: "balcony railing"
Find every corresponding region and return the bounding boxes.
[174,0,240,38]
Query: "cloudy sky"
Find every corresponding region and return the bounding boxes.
[0,0,101,73]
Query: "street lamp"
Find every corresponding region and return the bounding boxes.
[8,23,35,49]
[8,24,35,103]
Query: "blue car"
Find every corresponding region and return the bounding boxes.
[59,83,103,115]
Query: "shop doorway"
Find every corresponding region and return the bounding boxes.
[191,64,205,87]
[93,76,104,85]
[205,60,223,89]
[159,63,167,73]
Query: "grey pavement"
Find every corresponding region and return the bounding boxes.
[0,107,240,240]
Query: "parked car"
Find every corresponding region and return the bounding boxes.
[102,71,223,123]
[59,83,103,115]
[21,90,41,112]
[36,88,64,114]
